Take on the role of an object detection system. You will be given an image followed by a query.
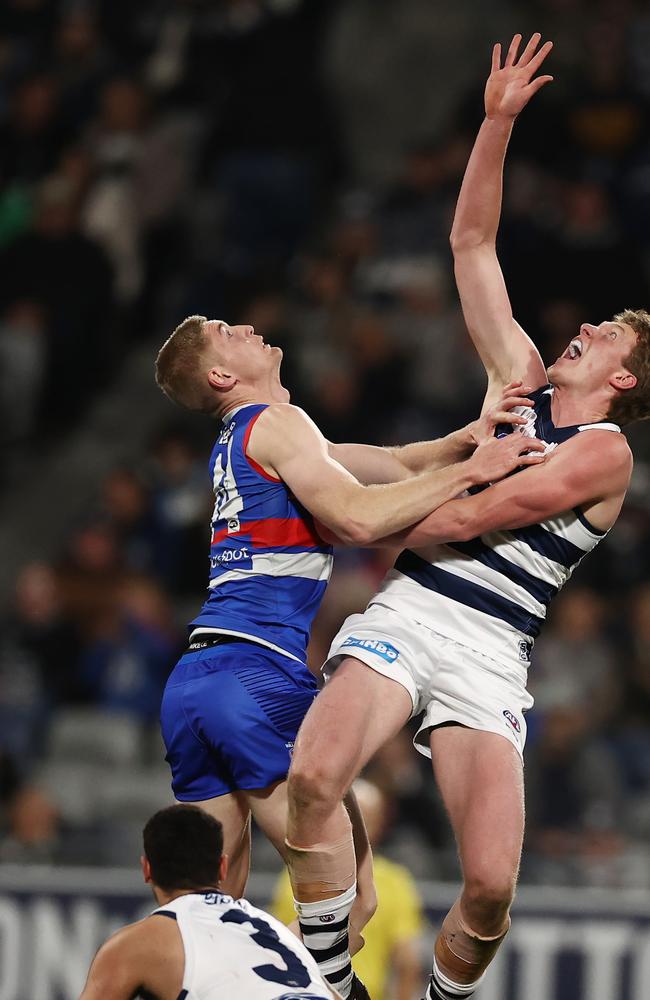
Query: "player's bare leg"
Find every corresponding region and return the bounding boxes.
[285,657,412,998]
[426,725,524,998]
[189,792,252,897]
[248,780,377,955]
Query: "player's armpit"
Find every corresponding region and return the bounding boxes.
[381,432,632,548]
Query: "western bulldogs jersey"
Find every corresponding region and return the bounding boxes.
[152,892,332,999]
[190,405,333,663]
[372,385,621,664]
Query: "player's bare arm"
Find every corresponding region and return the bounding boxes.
[247,402,545,545]
[328,382,536,483]
[383,431,632,549]
[450,33,553,401]
[78,917,184,1000]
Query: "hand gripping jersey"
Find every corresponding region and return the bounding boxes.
[153,892,332,999]
[371,385,621,664]
[190,405,334,663]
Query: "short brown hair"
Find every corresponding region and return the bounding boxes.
[155,314,218,413]
[607,308,650,426]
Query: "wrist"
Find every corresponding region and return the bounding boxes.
[484,113,516,133]
[452,459,477,493]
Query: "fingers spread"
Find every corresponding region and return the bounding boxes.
[518,31,542,67]
[491,42,502,72]
[526,75,554,98]
[528,39,554,74]
[505,33,522,67]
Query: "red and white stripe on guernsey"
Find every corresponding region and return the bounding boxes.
[209,408,333,590]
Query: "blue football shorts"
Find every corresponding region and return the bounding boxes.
[160,637,319,800]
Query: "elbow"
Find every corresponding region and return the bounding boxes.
[446,509,479,543]
[329,516,373,547]
[449,230,490,256]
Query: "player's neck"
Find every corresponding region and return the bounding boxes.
[154,885,222,905]
[219,381,290,419]
[550,384,614,427]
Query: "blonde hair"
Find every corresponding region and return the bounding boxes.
[608,308,650,426]
[154,315,219,413]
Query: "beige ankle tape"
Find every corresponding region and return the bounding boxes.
[285,835,356,899]
[434,899,510,987]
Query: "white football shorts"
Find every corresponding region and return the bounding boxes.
[324,604,534,759]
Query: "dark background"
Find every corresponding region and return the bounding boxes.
[0,0,649,899]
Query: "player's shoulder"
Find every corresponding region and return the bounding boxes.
[111,911,179,949]
[558,428,632,486]
[254,403,322,440]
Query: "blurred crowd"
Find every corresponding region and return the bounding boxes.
[1,0,650,887]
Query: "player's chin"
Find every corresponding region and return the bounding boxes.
[547,358,567,381]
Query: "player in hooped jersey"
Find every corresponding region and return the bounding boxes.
[79,805,340,1000]
[283,33,650,1000]
[153,299,543,995]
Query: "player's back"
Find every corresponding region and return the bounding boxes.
[153,891,333,999]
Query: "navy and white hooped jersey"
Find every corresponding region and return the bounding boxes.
[190,404,333,663]
[152,892,332,999]
[372,385,621,664]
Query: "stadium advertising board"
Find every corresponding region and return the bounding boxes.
[0,869,649,1000]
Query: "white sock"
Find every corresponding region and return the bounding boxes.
[428,955,483,998]
[294,883,356,998]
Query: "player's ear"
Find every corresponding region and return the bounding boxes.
[141,856,152,884]
[208,367,238,393]
[610,370,637,392]
[219,853,229,885]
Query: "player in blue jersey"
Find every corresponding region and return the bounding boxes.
[283,33,650,1000]
[154,301,543,997]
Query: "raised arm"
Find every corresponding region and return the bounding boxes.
[450,33,553,402]
[247,403,545,546]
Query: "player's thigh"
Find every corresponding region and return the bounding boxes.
[246,779,289,859]
[429,724,524,891]
[290,656,412,798]
[190,791,252,897]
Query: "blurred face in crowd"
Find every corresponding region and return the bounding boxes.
[547,319,637,399]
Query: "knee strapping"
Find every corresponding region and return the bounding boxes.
[434,899,510,988]
[285,835,356,900]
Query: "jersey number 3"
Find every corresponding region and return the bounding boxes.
[221,909,311,988]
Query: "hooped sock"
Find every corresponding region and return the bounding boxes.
[294,883,356,999]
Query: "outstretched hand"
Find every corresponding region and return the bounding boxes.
[485,32,553,120]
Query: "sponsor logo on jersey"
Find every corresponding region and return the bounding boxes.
[319,913,336,923]
[210,547,250,568]
[518,639,533,662]
[503,709,521,734]
[341,636,400,663]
